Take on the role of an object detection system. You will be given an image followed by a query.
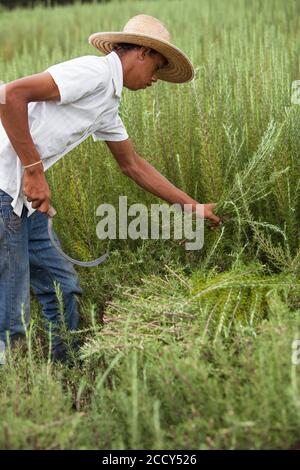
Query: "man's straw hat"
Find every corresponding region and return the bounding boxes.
[89,14,194,84]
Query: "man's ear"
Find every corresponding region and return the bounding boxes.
[137,46,151,60]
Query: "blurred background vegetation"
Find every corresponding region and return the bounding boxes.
[0,0,109,9]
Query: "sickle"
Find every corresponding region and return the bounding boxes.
[47,206,108,268]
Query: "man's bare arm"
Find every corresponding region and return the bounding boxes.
[106,139,221,227]
[0,72,60,166]
[0,72,61,212]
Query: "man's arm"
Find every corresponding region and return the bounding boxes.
[0,72,61,212]
[106,139,221,227]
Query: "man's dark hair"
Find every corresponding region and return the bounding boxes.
[112,43,159,57]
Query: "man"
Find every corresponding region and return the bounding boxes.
[0,14,221,362]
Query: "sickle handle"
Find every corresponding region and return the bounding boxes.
[47,205,57,218]
[47,205,108,268]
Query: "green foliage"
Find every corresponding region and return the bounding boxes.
[191,262,300,341]
[1,286,300,449]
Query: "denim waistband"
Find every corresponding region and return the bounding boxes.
[0,189,13,200]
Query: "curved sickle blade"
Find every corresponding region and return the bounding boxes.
[47,206,108,268]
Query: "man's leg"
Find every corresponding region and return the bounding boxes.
[0,189,30,346]
[28,210,83,361]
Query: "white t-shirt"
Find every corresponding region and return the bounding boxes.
[0,51,128,217]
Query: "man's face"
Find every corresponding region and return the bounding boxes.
[123,47,167,91]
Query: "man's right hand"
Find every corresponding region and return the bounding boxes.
[23,165,51,213]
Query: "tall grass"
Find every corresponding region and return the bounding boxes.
[1,0,300,449]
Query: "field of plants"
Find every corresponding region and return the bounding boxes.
[1,0,300,450]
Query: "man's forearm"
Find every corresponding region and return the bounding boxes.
[0,91,42,166]
[125,154,200,211]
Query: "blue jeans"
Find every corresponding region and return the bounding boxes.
[0,189,82,358]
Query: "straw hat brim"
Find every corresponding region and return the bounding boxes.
[88,32,194,84]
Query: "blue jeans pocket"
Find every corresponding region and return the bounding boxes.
[0,217,4,242]
[0,190,22,233]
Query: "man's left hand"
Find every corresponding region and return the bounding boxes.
[202,203,222,230]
